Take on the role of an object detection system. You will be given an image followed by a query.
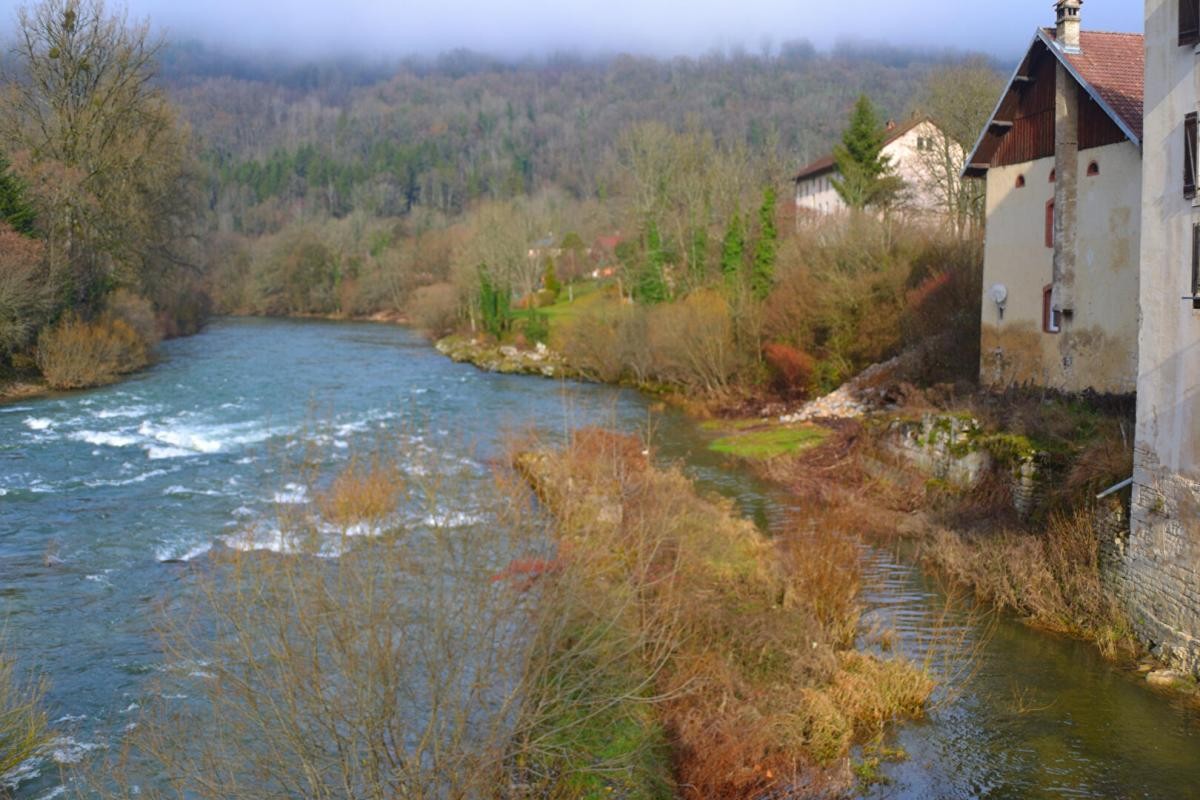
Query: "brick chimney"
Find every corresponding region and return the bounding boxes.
[1056,0,1083,53]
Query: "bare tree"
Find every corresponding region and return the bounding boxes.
[913,60,1003,238]
[0,0,197,308]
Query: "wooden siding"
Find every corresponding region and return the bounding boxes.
[994,53,1057,167]
[1080,94,1128,150]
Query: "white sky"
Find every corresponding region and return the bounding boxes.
[0,0,1144,59]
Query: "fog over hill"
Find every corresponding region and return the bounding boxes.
[0,0,1142,60]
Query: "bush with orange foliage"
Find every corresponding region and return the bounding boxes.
[763,341,816,400]
[36,291,164,389]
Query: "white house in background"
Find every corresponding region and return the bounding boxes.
[1121,0,1200,676]
[962,0,1143,394]
[793,117,946,218]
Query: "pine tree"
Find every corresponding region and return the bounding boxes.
[830,95,900,210]
[0,152,35,236]
[750,186,778,300]
[720,213,745,290]
[634,221,669,305]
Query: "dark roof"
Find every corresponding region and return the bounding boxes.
[964,28,1143,177]
[794,117,927,182]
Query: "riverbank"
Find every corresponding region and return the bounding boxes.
[515,430,933,798]
[430,322,1200,696]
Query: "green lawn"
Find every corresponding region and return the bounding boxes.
[709,425,830,460]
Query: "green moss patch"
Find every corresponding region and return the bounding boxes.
[709,425,830,460]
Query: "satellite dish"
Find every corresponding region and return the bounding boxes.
[989,284,1008,307]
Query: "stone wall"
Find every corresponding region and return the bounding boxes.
[886,414,1044,517]
[1122,459,1200,675]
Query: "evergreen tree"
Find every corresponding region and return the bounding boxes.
[750,186,778,300]
[634,221,669,305]
[542,257,561,299]
[477,266,512,337]
[830,95,901,210]
[0,153,35,236]
[720,213,745,290]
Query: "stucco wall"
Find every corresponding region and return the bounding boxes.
[979,141,1141,393]
[1125,0,1200,675]
[795,172,844,215]
[794,121,948,218]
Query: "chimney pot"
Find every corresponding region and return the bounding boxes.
[1056,0,1082,53]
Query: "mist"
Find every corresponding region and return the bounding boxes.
[0,0,1143,61]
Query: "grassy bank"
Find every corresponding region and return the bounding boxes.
[516,429,933,798]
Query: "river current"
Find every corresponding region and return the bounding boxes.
[1,318,1198,798]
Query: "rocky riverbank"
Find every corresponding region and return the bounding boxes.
[435,334,578,378]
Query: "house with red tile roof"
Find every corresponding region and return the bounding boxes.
[793,116,948,219]
[964,0,1143,393]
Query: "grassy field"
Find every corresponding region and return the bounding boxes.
[707,421,831,461]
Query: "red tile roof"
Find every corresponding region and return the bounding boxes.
[1048,29,1144,141]
[794,117,927,182]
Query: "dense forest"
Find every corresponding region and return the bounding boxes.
[161,40,981,228]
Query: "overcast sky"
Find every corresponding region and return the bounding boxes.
[0,0,1143,60]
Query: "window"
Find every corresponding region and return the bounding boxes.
[1182,0,1200,46]
[1087,161,1100,177]
[1045,200,1055,249]
[1193,223,1200,310]
[1043,286,1062,333]
[1015,174,1026,188]
[1186,113,1197,199]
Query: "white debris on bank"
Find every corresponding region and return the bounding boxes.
[779,348,923,424]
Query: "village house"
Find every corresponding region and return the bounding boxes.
[964,0,1143,394]
[1122,0,1200,675]
[793,116,946,219]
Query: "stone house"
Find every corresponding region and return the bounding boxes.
[793,117,947,219]
[1123,0,1200,674]
[964,0,1143,394]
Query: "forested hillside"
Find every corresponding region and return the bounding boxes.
[159,41,982,231]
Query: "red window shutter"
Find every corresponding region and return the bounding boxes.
[1186,113,1198,199]
[1045,200,1055,249]
[1044,285,1061,334]
[1182,0,1200,46]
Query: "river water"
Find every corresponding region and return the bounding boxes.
[1,318,1198,798]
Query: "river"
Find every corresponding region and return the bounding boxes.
[1,318,1198,799]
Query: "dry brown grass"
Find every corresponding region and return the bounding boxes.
[315,455,404,525]
[922,509,1138,660]
[519,428,933,799]
[0,649,48,786]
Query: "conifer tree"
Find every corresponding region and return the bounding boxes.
[750,186,778,300]
[634,221,669,305]
[0,153,35,236]
[720,212,745,290]
[830,95,901,210]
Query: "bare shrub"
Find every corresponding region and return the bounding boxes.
[559,307,625,383]
[105,289,161,350]
[96,454,549,800]
[0,224,48,359]
[36,312,151,389]
[407,282,460,337]
[646,289,742,397]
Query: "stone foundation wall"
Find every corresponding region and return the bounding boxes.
[1122,461,1200,675]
